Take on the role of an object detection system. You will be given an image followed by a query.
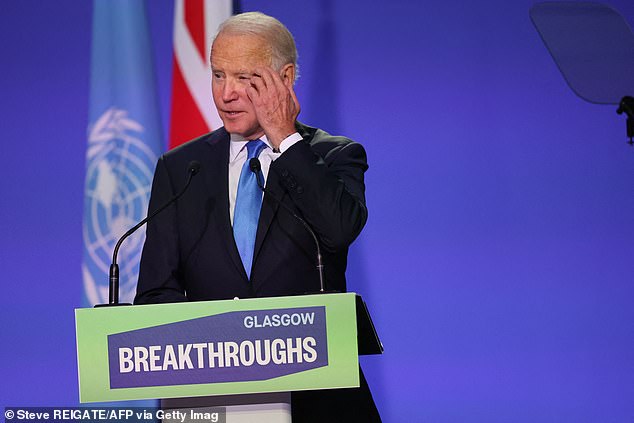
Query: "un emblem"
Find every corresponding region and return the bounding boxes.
[83,108,159,305]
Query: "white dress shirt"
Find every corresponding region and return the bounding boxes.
[228,132,303,224]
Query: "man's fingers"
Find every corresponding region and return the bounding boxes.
[254,67,277,90]
[246,83,259,102]
[254,66,290,99]
[266,66,288,92]
[249,73,265,94]
[250,68,270,93]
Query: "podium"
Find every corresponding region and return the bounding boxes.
[75,292,382,419]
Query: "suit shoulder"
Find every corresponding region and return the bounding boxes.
[297,122,353,144]
[162,127,228,161]
[153,128,228,181]
[301,126,366,165]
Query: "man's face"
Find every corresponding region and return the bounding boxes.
[211,33,272,139]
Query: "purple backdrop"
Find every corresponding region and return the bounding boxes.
[1,1,633,421]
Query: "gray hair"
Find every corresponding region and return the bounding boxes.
[214,12,300,79]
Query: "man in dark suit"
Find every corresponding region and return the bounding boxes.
[135,11,380,422]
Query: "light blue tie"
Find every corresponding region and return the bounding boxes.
[233,139,266,278]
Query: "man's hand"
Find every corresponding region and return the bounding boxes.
[246,66,300,149]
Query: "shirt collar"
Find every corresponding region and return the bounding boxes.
[229,134,272,162]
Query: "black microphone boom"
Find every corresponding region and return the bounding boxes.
[97,160,201,307]
[249,157,326,292]
[617,96,634,144]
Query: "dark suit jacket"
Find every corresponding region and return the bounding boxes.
[135,122,368,303]
[134,122,380,422]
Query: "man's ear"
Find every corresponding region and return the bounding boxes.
[280,64,295,88]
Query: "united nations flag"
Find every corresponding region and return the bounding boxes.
[82,0,162,307]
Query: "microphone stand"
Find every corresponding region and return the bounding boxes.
[95,161,200,308]
[249,158,327,293]
[617,96,634,145]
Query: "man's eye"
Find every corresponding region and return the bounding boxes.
[213,73,224,79]
[238,76,251,81]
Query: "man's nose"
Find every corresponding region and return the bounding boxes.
[222,79,239,102]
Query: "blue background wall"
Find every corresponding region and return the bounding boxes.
[1,1,633,421]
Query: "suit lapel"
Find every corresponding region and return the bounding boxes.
[204,133,249,281]
[253,124,314,267]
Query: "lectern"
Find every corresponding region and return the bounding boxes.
[75,292,382,421]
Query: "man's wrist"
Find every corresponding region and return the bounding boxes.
[277,132,303,153]
[267,123,299,148]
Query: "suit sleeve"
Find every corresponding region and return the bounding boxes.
[134,155,188,304]
[270,137,368,253]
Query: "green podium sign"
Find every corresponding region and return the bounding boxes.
[75,293,361,403]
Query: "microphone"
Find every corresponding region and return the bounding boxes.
[249,158,326,293]
[617,96,634,144]
[97,160,201,307]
